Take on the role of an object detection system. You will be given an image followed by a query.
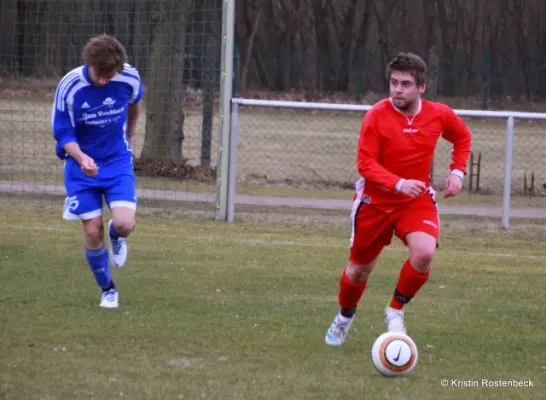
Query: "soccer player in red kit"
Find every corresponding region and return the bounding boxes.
[325,52,472,346]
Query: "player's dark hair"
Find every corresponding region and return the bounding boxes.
[82,34,127,76]
[386,52,427,86]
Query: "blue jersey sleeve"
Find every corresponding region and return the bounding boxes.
[51,73,79,160]
[122,63,144,104]
[131,81,143,104]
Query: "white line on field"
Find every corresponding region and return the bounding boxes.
[5,224,544,260]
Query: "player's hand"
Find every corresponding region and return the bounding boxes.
[80,155,99,176]
[443,173,463,198]
[399,179,427,198]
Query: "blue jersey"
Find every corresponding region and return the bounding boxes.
[51,63,143,163]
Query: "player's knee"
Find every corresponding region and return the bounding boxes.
[346,261,376,282]
[113,220,135,237]
[409,245,435,271]
[83,221,104,248]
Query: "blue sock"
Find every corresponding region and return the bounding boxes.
[85,244,114,290]
[109,222,120,240]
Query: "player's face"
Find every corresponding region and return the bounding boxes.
[389,71,426,111]
[89,67,118,87]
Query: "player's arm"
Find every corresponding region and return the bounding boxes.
[441,107,472,178]
[357,111,406,193]
[441,107,472,197]
[126,101,141,151]
[52,89,97,175]
[51,93,82,161]
[62,142,86,164]
[126,69,144,152]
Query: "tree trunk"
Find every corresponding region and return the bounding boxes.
[239,0,264,93]
[0,0,18,74]
[539,1,546,98]
[201,34,217,167]
[140,0,192,163]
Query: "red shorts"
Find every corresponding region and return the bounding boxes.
[349,191,440,265]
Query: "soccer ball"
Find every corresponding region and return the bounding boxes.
[371,332,418,377]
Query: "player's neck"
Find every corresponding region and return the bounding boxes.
[401,105,419,117]
[390,98,422,117]
[87,66,116,87]
[88,67,99,85]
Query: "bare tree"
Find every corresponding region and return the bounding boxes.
[140,0,192,163]
[237,0,265,92]
[3,0,546,101]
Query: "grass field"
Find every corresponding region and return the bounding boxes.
[2,98,546,208]
[1,208,546,400]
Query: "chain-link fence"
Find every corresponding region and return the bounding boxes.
[224,99,546,226]
[0,0,224,219]
[2,1,546,226]
[434,117,546,201]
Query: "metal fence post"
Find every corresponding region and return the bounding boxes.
[224,99,546,226]
[215,0,236,221]
[502,116,515,229]
[227,101,240,222]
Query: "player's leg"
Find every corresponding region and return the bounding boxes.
[325,203,394,346]
[62,190,118,308]
[339,259,378,319]
[83,216,119,308]
[387,194,440,333]
[325,258,380,346]
[104,170,137,267]
[107,207,135,267]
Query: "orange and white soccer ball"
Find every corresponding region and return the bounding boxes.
[371,332,418,377]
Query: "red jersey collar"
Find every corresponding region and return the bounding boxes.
[389,97,422,125]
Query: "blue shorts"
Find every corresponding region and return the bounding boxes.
[62,156,137,221]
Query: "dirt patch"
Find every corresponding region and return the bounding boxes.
[167,356,204,369]
[134,157,216,184]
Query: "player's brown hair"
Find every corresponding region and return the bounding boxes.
[82,34,127,76]
[386,52,427,86]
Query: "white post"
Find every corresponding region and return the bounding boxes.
[215,0,236,221]
[227,102,239,222]
[502,116,515,230]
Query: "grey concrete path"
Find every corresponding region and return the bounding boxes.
[1,180,545,219]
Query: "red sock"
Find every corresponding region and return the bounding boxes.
[338,267,368,311]
[389,259,429,310]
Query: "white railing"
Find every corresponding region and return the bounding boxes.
[215,97,546,229]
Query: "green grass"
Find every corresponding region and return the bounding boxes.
[1,209,545,399]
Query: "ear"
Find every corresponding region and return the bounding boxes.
[418,83,426,94]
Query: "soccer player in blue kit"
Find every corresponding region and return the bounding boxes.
[51,34,143,308]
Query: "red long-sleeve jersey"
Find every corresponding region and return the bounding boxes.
[356,98,472,208]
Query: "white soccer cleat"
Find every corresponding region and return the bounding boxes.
[385,307,406,334]
[99,288,119,308]
[325,311,354,346]
[108,219,128,267]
